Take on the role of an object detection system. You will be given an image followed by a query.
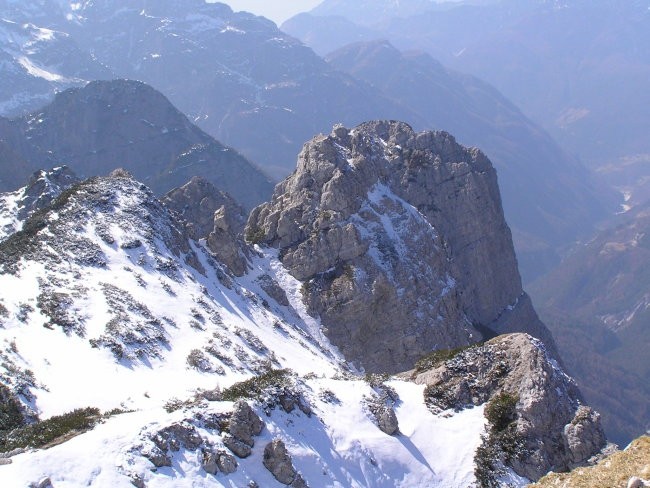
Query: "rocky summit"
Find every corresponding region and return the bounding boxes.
[411,333,606,481]
[248,121,556,372]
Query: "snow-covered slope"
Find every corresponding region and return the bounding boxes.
[0,170,491,487]
[1,379,488,488]
[0,169,604,487]
[0,171,341,416]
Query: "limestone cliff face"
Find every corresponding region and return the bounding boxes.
[247,121,556,372]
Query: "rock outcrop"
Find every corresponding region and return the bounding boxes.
[263,438,308,487]
[223,401,264,458]
[248,121,556,372]
[201,448,237,475]
[412,333,606,481]
[163,176,249,276]
[0,166,79,241]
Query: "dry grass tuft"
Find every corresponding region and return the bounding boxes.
[529,436,650,488]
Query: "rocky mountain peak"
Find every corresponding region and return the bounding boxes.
[248,120,556,372]
[163,176,249,276]
[0,165,79,241]
[0,166,608,487]
[412,333,606,481]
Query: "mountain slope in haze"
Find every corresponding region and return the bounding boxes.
[286,0,650,173]
[326,40,614,281]
[0,17,111,116]
[0,79,274,209]
[0,168,605,487]
[530,202,650,445]
[61,0,423,180]
[531,202,650,377]
[0,0,617,282]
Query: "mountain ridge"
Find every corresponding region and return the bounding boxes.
[0,120,606,486]
[0,79,274,210]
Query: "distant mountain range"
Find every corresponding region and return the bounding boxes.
[285,0,650,174]
[0,80,273,210]
[0,0,617,281]
[530,202,650,445]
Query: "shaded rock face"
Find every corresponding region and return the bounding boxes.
[201,448,237,475]
[228,400,264,448]
[248,120,555,372]
[413,333,606,481]
[0,80,274,209]
[223,400,264,458]
[263,438,308,487]
[163,176,249,276]
[375,405,399,435]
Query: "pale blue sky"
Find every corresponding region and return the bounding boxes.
[217,0,323,24]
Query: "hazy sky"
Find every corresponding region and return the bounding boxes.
[218,0,323,25]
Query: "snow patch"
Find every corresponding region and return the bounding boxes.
[17,56,65,82]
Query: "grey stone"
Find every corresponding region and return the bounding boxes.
[228,401,264,447]
[263,439,307,486]
[376,406,399,436]
[247,121,557,373]
[130,474,146,488]
[200,449,219,475]
[223,434,252,458]
[627,477,650,488]
[143,447,171,468]
[153,422,203,452]
[216,451,238,474]
[563,406,607,465]
[413,333,606,481]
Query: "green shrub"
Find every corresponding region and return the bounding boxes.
[364,373,391,389]
[423,384,457,412]
[474,392,524,488]
[414,343,481,373]
[245,227,266,244]
[485,392,519,432]
[474,437,502,488]
[0,407,100,451]
[0,386,24,433]
[221,369,292,402]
